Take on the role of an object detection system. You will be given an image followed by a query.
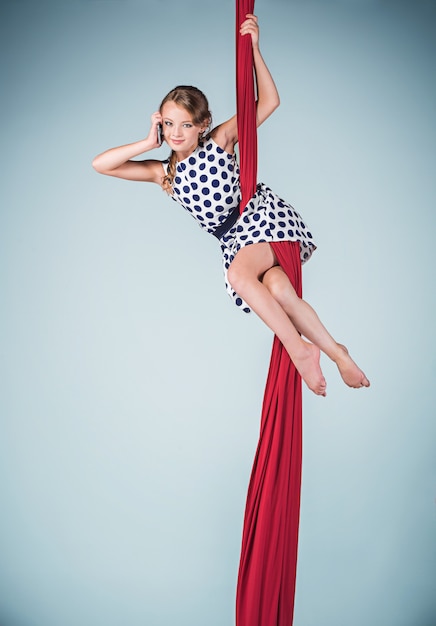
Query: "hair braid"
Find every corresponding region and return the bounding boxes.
[162,150,178,195]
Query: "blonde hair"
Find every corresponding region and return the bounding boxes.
[160,86,212,194]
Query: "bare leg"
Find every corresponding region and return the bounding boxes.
[262,266,370,388]
[228,243,327,396]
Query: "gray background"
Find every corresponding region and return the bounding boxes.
[1,0,435,625]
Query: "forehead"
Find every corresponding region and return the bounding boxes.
[161,101,194,121]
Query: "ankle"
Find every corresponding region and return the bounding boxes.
[291,339,315,361]
[332,343,348,363]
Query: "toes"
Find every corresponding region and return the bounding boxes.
[316,380,327,396]
[355,376,370,389]
[307,380,327,396]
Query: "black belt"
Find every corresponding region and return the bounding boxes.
[211,206,240,240]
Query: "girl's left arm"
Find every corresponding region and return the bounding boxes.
[243,13,281,127]
[213,14,280,150]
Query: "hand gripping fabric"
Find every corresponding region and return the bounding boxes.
[235,3,303,626]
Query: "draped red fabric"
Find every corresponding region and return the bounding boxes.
[235,2,302,625]
[235,242,302,626]
[236,0,257,214]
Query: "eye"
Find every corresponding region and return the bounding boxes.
[164,120,172,126]
[183,123,193,128]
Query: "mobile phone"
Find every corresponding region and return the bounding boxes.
[157,124,162,146]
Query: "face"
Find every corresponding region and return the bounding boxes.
[160,101,205,158]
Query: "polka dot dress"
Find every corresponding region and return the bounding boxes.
[163,137,316,313]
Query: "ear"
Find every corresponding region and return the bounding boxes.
[201,116,212,132]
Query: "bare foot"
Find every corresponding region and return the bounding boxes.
[335,345,370,389]
[293,341,327,396]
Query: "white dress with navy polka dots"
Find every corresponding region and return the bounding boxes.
[163,136,316,313]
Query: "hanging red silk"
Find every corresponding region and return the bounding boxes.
[235,241,302,626]
[236,0,257,214]
[235,3,303,626]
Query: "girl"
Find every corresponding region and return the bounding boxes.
[92,14,370,396]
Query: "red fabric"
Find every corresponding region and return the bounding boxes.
[235,241,302,626]
[235,2,302,624]
[236,0,257,213]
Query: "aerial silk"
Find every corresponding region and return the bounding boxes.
[235,2,303,626]
[235,0,257,212]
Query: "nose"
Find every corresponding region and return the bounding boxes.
[172,125,183,138]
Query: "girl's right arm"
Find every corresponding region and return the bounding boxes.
[92,112,164,183]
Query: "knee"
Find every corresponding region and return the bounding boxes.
[228,257,261,295]
[262,268,285,301]
[263,268,296,306]
[227,261,248,295]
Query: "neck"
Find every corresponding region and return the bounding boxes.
[175,138,203,162]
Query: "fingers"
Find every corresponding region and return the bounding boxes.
[240,13,259,39]
[240,14,258,28]
[147,111,163,147]
[150,111,162,127]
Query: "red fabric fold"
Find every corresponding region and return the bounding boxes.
[235,241,302,626]
[235,1,302,624]
[236,0,257,213]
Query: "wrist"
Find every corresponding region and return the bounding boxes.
[138,137,155,153]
